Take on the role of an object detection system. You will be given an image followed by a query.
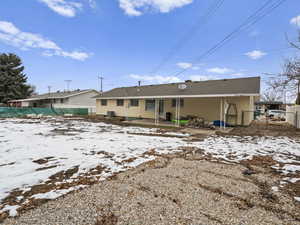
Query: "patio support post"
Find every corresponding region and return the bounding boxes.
[220,98,224,130]
[175,98,180,127]
[224,98,226,130]
[155,99,160,126]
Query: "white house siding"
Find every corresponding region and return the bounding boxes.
[287,105,300,128]
[21,102,30,107]
[52,91,98,114]
[66,91,98,107]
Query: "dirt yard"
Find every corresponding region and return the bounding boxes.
[4,152,300,225]
[1,118,300,224]
[220,120,300,137]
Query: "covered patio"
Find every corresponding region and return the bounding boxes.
[138,95,256,128]
[95,77,260,127]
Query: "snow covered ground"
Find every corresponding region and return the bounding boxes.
[0,118,300,217]
[0,118,193,217]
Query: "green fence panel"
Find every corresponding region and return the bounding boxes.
[0,107,89,118]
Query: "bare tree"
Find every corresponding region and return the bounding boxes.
[261,90,282,102]
[269,32,300,104]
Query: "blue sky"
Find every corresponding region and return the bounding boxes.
[0,0,299,94]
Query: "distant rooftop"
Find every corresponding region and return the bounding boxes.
[9,89,98,102]
[255,101,284,105]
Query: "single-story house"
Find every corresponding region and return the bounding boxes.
[95,77,260,126]
[8,89,99,110]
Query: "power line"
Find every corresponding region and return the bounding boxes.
[171,0,287,77]
[197,46,293,64]
[150,0,225,74]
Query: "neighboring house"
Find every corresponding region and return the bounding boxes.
[8,89,99,110]
[255,101,292,112]
[95,77,260,126]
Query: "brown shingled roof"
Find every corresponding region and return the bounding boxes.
[95,77,260,99]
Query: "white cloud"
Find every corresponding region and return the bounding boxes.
[245,50,267,60]
[130,74,182,83]
[290,15,300,27]
[177,62,201,70]
[0,21,91,61]
[119,0,193,16]
[189,75,216,81]
[206,67,233,74]
[43,50,91,61]
[39,0,82,17]
[87,0,97,8]
[177,62,192,69]
[0,21,19,35]
[231,72,244,76]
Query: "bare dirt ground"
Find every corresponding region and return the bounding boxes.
[1,118,300,224]
[219,120,300,138]
[4,150,300,225]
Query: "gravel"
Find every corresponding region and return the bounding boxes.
[4,152,300,225]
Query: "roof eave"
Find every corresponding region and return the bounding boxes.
[96,93,260,100]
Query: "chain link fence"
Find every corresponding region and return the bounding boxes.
[0,107,89,118]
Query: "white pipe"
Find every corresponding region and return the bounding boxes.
[178,98,181,127]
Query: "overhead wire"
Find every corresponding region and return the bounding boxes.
[170,0,287,77]
[149,0,226,74]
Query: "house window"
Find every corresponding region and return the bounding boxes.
[130,99,139,107]
[60,99,64,104]
[172,99,184,108]
[116,99,124,106]
[101,99,107,106]
[145,100,155,112]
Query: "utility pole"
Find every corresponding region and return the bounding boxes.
[98,76,104,94]
[64,80,72,92]
[47,86,52,96]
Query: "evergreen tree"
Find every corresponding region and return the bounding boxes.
[0,53,34,103]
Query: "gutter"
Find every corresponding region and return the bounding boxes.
[95,93,260,100]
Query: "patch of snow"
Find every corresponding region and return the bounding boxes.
[1,118,300,216]
[283,177,300,183]
[32,185,87,200]
[271,186,279,192]
[281,165,300,174]
[194,136,300,174]
[0,205,20,217]
[0,118,194,207]
[294,197,300,202]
